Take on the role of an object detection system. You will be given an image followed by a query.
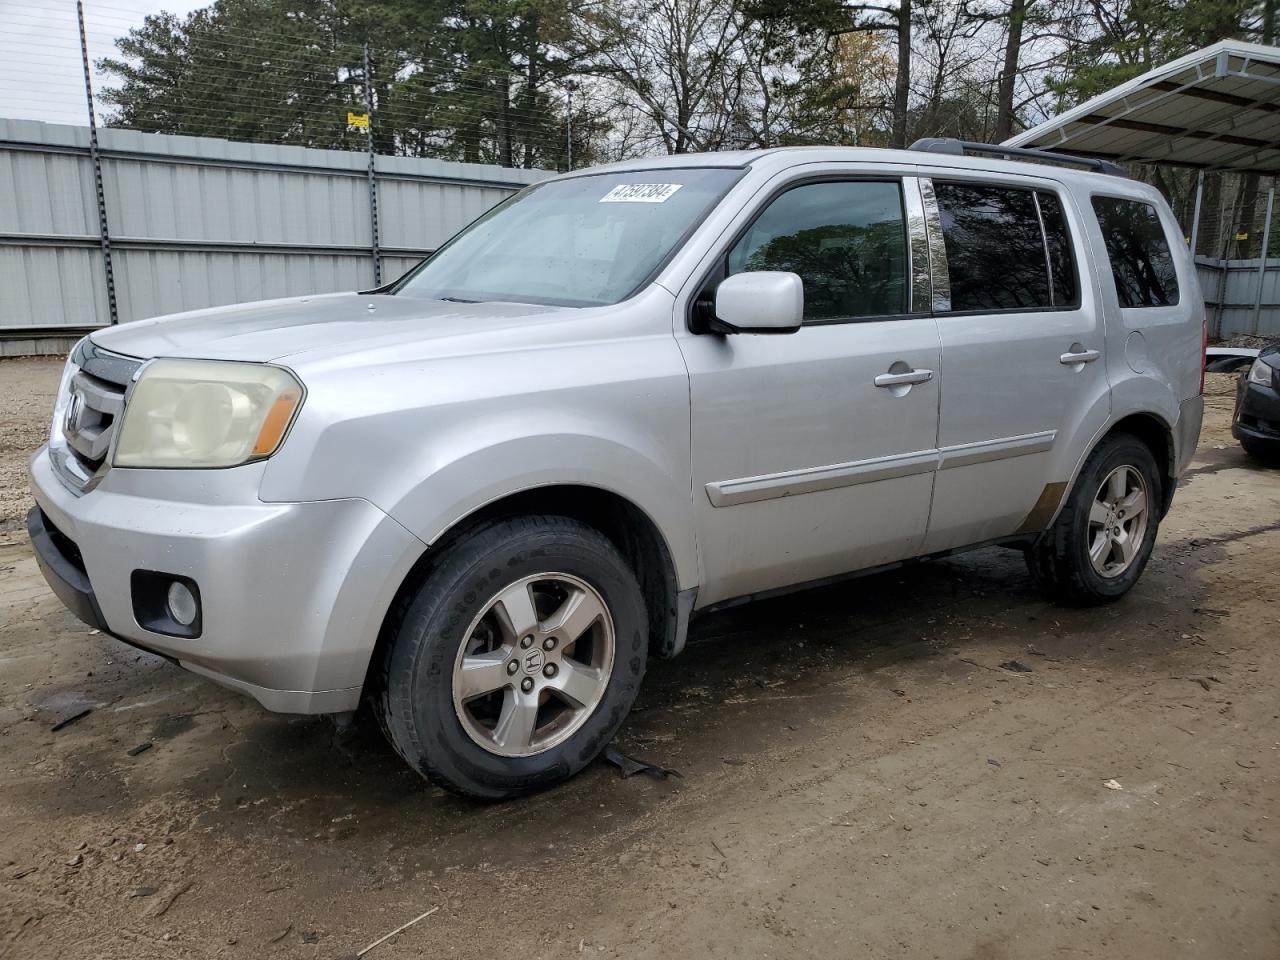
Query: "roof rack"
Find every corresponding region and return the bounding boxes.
[908,137,1128,178]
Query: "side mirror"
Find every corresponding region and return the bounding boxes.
[713,271,803,334]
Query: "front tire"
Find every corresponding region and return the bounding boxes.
[373,516,648,799]
[1027,433,1162,606]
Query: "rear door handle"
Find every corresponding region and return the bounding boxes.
[1059,348,1101,365]
[874,369,934,388]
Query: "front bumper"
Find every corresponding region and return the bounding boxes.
[1232,374,1280,446]
[28,446,422,713]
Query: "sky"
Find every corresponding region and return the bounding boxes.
[0,0,208,125]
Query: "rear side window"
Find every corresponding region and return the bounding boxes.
[1091,197,1180,307]
[727,180,908,321]
[934,182,1050,311]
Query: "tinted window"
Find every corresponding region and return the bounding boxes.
[934,182,1050,311]
[727,180,907,321]
[1037,191,1079,308]
[1092,197,1180,308]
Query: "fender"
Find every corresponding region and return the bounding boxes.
[258,300,699,590]
[333,435,699,697]
[1026,388,1177,534]
[385,431,700,592]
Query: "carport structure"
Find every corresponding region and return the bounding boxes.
[1005,40,1280,337]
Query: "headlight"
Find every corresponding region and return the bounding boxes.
[113,359,304,469]
[1247,358,1274,387]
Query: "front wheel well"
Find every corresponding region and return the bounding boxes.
[371,487,681,692]
[1101,413,1176,515]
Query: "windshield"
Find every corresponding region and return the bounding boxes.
[393,168,742,307]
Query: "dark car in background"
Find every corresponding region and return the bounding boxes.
[1234,343,1280,464]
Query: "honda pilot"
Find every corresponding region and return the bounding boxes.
[29,140,1205,797]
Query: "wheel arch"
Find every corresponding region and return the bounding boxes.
[1027,410,1177,538]
[362,483,690,703]
[1103,412,1176,516]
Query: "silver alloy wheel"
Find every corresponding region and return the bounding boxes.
[451,572,615,758]
[1087,465,1150,577]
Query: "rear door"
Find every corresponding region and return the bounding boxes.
[921,175,1112,553]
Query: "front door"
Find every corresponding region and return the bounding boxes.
[920,176,1111,553]
[677,177,943,606]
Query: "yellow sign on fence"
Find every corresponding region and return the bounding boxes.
[347,111,369,129]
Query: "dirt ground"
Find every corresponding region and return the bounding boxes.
[1,358,1277,960]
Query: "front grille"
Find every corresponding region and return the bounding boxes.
[63,370,124,470]
[50,341,143,493]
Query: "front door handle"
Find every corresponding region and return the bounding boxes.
[1060,348,1101,365]
[874,368,934,388]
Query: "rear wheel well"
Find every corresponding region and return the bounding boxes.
[370,487,680,695]
[1103,413,1175,515]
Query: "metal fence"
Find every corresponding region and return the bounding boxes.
[0,118,549,356]
[1198,256,1280,340]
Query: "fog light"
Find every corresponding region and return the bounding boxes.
[131,570,201,638]
[166,581,198,626]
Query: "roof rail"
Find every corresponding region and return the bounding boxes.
[908,137,1128,178]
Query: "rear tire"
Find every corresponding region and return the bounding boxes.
[373,515,647,799]
[1027,433,1162,606]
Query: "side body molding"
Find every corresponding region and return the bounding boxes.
[706,431,1058,508]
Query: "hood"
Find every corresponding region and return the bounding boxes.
[88,292,568,365]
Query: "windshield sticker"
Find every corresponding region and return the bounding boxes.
[599,183,683,203]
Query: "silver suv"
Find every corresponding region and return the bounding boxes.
[28,141,1205,797]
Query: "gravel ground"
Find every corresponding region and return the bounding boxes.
[0,363,1277,960]
[0,359,59,535]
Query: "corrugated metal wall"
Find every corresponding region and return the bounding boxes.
[1197,257,1280,340]
[0,119,550,355]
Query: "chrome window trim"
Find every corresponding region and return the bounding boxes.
[917,178,951,312]
[902,177,933,314]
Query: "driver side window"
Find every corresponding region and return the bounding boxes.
[727,180,908,322]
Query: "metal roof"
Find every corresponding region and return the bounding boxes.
[1005,41,1280,175]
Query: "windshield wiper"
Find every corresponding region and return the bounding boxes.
[439,295,481,303]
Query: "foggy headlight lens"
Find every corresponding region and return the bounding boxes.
[1247,358,1273,386]
[114,359,303,468]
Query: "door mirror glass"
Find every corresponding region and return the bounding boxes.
[714,271,804,334]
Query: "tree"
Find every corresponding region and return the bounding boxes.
[831,0,915,148]
[1047,0,1258,107]
[99,0,371,148]
[98,0,586,167]
[994,0,1028,140]
[587,0,752,153]
[97,0,1274,168]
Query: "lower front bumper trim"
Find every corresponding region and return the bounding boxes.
[179,660,361,713]
[26,506,108,631]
